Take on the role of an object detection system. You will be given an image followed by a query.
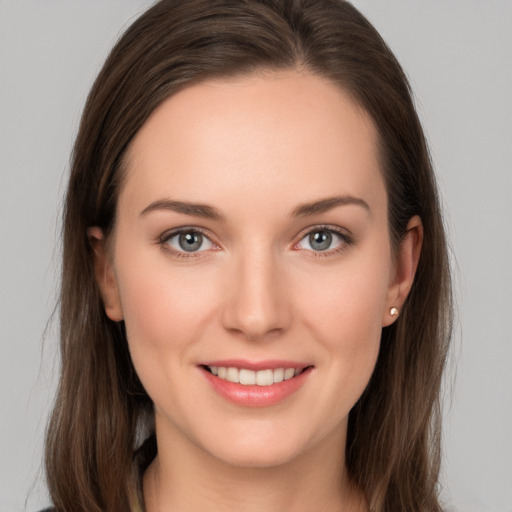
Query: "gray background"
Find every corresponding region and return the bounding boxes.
[1,1,511,511]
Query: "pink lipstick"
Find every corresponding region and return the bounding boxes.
[199,360,313,407]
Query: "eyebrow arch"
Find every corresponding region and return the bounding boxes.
[291,195,371,217]
[140,195,370,220]
[139,199,224,220]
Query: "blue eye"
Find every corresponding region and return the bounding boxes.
[164,230,214,253]
[297,228,347,252]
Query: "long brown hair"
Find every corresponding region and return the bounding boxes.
[45,1,452,510]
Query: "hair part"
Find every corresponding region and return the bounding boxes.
[46,1,452,511]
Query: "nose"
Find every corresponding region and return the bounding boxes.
[220,248,292,341]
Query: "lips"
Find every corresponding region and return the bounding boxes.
[199,360,313,407]
[206,365,302,385]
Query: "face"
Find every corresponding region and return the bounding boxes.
[92,70,418,469]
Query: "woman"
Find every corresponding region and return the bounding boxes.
[44,0,452,511]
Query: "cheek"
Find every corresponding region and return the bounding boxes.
[114,250,219,376]
[294,251,390,396]
[299,251,390,337]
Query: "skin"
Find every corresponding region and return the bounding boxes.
[90,69,422,512]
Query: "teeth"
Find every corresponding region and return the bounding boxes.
[208,366,302,386]
[226,367,239,383]
[273,368,284,383]
[256,369,273,386]
[284,368,295,380]
[239,368,256,385]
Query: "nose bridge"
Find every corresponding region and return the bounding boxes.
[221,242,290,339]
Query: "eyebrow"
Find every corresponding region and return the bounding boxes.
[140,199,224,220]
[139,194,370,220]
[291,195,371,217]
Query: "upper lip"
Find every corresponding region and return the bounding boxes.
[199,359,312,371]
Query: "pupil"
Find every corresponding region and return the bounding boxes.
[179,232,202,252]
[310,231,331,251]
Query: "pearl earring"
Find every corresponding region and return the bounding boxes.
[390,307,399,317]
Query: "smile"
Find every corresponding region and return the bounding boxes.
[205,366,303,386]
[200,361,313,407]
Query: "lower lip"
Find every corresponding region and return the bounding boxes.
[200,367,313,407]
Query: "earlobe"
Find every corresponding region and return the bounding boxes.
[382,215,423,327]
[87,227,124,322]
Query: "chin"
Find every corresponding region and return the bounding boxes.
[211,443,303,469]
[198,425,321,470]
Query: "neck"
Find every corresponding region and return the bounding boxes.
[143,420,366,512]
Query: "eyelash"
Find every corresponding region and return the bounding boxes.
[158,225,354,259]
[158,227,216,259]
[293,225,355,258]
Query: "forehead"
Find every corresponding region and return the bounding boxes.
[120,69,385,220]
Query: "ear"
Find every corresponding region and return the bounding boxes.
[382,215,423,327]
[87,227,123,322]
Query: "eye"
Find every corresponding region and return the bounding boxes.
[296,227,350,253]
[163,229,215,254]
